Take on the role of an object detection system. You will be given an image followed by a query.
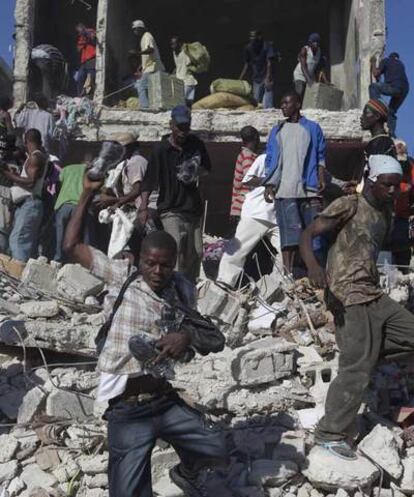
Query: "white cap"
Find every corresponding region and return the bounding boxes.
[368,154,402,183]
[132,20,145,30]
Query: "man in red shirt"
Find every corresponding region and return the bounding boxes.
[75,23,96,97]
[230,126,260,222]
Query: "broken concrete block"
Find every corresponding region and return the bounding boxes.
[20,463,58,490]
[152,474,182,497]
[399,454,414,494]
[197,280,241,325]
[57,264,104,302]
[46,389,95,421]
[83,473,108,489]
[256,272,284,303]
[303,446,379,491]
[226,307,248,349]
[0,434,19,463]
[0,254,26,279]
[21,259,58,294]
[52,457,80,483]
[7,476,26,495]
[0,297,20,316]
[234,347,294,387]
[0,460,19,484]
[77,454,108,475]
[296,407,324,430]
[17,387,47,425]
[20,300,59,318]
[35,447,61,472]
[272,431,306,465]
[303,83,344,111]
[358,425,403,479]
[247,459,298,487]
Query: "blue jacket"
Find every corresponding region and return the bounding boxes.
[264,116,326,193]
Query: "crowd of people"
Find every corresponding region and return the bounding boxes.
[0,17,413,497]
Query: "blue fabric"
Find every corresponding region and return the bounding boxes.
[264,116,326,192]
[369,82,409,138]
[379,57,409,92]
[106,394,227,497]
[253,80,273,109]
[77,58,96,97]
[9,197,43,262]
[135,73,150,109]
[244,41,275,82]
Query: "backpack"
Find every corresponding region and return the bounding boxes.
[183,42,211,74]
[95,270,139,355]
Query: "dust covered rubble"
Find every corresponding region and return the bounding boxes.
[0,260,414,496]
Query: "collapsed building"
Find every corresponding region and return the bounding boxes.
[13,0,385,235]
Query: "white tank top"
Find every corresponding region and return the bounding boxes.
[293,46,321,82]
[11,150,48,204]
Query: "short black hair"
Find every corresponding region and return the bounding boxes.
[0,96,12,111]
[34,94,49,110]
[240,126,259,144]
[389,52,400,59]
[25,128,42,145]
[141,230,177,258]
[282,89,302,105]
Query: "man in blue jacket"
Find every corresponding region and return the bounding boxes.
[264,90,326,275]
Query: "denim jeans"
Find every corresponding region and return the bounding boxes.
[105,393,227,497]
[135,73,151,109]
[253,80,273,109]
[369,82,409,137]
[77,58,96,97]
[9,197,43,262]
[54,203,76,262]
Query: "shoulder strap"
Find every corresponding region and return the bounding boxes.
[108,270,139,329]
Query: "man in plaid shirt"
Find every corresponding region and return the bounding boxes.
[64,175,229,497]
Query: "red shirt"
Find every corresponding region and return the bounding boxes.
[395,159,414,219]
[77,29,96,64]
[230,147,257,217]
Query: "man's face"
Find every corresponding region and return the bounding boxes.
[372,173,401,204]
[170,119,191,146]
[310,41,319,51]
[171,38,179,52]
[76,24,85,35]
[140,247,176,292]
[133,27,145,37]
[360,105,380,130]
[281,95,300,118]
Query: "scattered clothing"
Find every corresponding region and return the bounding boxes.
[230,146,258,217]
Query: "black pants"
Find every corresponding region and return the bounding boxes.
[316,294,414,442]
[106,393,227,497]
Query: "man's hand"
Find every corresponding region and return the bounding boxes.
[264,185,276,203]
[264,77,273,90]
[94,193,117,209]
[318,171,326,194]
[154,332,191,363]
[308,262,327,289]
[342,180,358,195]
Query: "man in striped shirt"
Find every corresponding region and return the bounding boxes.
[230,126,260,221]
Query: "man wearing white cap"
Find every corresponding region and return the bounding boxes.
[300,155,414,460]
[131,20,165,109]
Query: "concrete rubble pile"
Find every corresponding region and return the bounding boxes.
[0,257,414,496]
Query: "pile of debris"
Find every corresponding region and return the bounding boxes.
[0,256,414,497]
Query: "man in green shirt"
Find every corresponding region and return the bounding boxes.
[54,162,86,261]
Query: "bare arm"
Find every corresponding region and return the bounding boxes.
[239,63,248,80]
[3,153,43,189]
[114,181,142,208]
[244,176,262,187]
[137,190,151,225]
[300,216,340,288]
[265,59,273,83]
[299,47,312,84]
[63,176,103,269]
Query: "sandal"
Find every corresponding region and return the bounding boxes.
[316,440,357,461]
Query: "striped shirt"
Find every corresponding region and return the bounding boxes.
[230,147,257,217]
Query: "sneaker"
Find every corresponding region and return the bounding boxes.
[316,440,357,460]
[169,464,208,497]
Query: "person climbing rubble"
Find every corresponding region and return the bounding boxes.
[217,153,282,289]
[300,154,414,460]
[130,19,165,109]
[264,90,327,276]
[63,180,231,497]
[369,52,410,138]
[361,99,397,160]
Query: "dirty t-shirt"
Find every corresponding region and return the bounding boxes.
[320,193,392,307]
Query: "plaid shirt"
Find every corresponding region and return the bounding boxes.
[91,248,195,375]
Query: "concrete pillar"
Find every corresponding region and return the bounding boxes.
[94,0,109,105]
[13,0,35,105]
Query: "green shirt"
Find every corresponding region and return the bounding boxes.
[54,164,85,211]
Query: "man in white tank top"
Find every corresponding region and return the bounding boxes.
[293,33,322,100]
[2,129,47,262]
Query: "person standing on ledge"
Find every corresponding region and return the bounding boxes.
[293,33,322,101]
